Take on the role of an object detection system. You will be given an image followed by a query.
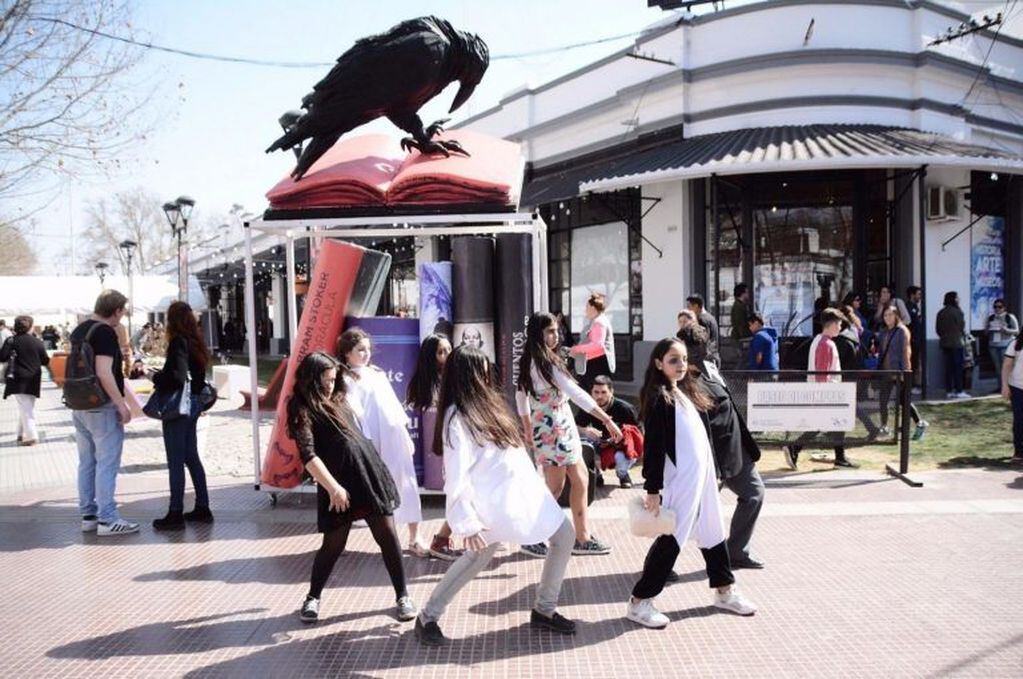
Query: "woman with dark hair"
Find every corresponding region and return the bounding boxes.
[626,337,757,629]
[339,328,427,556]
[936,291,968,399]
[414,346,576,646]
[1,315,49,446]
[569,293,615,389]
[151,301,213,530]
[406,333,461,561]
[516,312,622,558]
[287,351,415,624]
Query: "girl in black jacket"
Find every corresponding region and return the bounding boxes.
[1,315,49,445]
[288,350,416,625]
[626,337,758,630]
[151,302,212,530]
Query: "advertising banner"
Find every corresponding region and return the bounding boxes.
[495,233,533,406]
[970,215,1005,330]
[746,382,857,431]
[418,261,453,341]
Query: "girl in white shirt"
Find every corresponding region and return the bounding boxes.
[515,312,622,558]
[626,337,758,629]
[338,328,428,557]
[414,345,577,646]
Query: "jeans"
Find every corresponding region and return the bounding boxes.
[722,452,765,562]
[990,345,1009,390]
[422,517,575,623]
[74,403,125,523]
[943,347,965,393]
[13,393,38,441]
[161,401,209,512]
[614,451,637,480]
[1011,386,1023,458]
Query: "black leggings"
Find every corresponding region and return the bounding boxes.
[632,537,734,599]
[309,514,407,600]
[878,381,921,427]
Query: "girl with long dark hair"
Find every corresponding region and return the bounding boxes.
[406,333,460,560]
[338,328,427,556]
[414,345,576,646]
[515,312,622,558]
[626,337,757,629]
[287,350,415,623]
[151,301,212,530]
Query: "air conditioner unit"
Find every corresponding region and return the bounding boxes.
[927,186,960,221]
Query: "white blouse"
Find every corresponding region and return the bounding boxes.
[514,364,598,417]
[442,406,565,543]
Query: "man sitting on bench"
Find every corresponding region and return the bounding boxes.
[575,376,643,488]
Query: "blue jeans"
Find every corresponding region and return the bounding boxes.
[161,400,209,512]
[74,404,125,523]
[1011,386,1023,458]
[990,345,1008,390]
[943,347,964,393]
[613,451,637,480]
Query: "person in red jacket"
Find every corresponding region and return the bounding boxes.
[575,376,642,488]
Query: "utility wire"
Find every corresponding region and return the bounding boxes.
[35,16,645,68]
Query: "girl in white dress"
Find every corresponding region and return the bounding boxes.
[626,337,758,629]
[338,328,428,557]
[414,345,576,646]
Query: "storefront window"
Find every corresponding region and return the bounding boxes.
[706,180,744,335]
[571,221,630,332]
[751,178,854,336]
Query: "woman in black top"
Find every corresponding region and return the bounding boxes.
[1,315,49,445]
[288,351,416,625]
[151,301,212,530]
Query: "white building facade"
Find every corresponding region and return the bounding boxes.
[456,0,1023,393]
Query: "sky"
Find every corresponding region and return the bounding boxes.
[11,0,1013,274]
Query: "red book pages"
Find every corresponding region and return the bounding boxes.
[266,130,522,210]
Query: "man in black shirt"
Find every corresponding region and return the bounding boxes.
[676,324,766,569]
[575,376,640,488]
[687,294,720,364]
[70,289,139,537]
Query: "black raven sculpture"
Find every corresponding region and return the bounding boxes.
[266,16,490,180]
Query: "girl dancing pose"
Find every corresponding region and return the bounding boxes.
[516,312,622,557]
[626,337,757,628]
[415,345,577,646]
[339,328,429,556]
[287,351,416,624]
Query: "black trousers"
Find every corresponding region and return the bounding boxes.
[632,537,734,599]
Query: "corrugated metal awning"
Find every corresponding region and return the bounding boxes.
[579,125,1023,192]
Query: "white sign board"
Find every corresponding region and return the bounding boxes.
[746,382,857,432]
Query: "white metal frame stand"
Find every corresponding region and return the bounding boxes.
[243,212,549,498]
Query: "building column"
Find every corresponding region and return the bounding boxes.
[1007,174,1023,317]
[641,181,688,341]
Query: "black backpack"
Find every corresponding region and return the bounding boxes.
[63,322,111,410]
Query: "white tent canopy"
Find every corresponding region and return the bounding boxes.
[0,274,206,317]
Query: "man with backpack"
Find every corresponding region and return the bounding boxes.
[67,290,139,536]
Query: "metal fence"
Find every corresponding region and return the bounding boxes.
[720,369,915,482]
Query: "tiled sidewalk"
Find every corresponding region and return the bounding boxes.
[1,463,1021,678]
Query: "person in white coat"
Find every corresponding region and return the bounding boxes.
[626,337,758,629]
[414,345,577,646]
[338,328,428,557]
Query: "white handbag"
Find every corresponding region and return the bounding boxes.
[628,494,677,538]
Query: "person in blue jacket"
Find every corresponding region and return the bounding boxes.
[747,314,778,371]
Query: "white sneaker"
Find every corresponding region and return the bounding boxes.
[714,586,757,616]
[956,392,971,400]
[81,515,98,532]
[626,597,669,629]
[946,392,956,400]
[97,518,140,536]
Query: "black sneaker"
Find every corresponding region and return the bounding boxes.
[618,475,633,489]
[519,542,548,558]
[300,595,319,623]
[834,458,860,469]
[414,616,447,646]
[530,610,576,635]
[152,511,185,531]
[572,536,611,555]
[183,507,214,523]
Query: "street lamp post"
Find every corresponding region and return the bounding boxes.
[162,195,196,303]
[119,239,138,336]
[94,261,109,285]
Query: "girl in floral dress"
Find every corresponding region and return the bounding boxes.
[515,312,623,557]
